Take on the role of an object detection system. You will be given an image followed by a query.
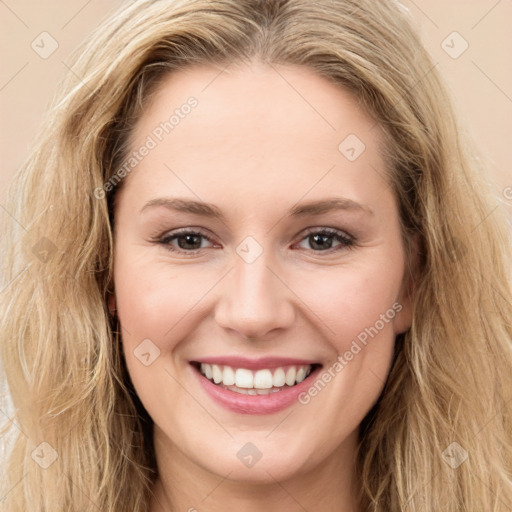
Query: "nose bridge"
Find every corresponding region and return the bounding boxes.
[234,246,276,303]
[214,236,294,339]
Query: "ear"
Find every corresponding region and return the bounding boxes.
[108,292,116,315]
[393,234,420,334]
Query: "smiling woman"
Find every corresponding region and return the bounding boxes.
[1,1,511,511]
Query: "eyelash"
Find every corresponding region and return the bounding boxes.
[155,227,356,255]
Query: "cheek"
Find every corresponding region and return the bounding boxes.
[289,256,405,419]
[287,262,402,441]
[113,251,204,342]
[112,254,207,414]
[292,258,405,349]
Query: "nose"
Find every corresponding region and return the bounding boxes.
[214,244,296,341]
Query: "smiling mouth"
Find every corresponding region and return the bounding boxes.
[191,362,322,395]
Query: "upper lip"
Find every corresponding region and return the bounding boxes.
[190,356,321,370]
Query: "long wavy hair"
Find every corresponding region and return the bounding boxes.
[1,0,511,510]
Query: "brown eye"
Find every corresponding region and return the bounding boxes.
[159,230,215,253]
[296,228,355,252]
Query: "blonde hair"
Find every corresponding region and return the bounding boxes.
[1,0,511,510]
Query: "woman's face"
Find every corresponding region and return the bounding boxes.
[112,61,413,483]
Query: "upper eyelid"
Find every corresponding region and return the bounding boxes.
[160,227,216,242]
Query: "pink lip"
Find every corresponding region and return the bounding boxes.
[191,356,319,370]
[191,363,322,415]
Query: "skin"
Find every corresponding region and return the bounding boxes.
[111,60,414,512]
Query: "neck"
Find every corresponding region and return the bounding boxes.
[149,427,363,512]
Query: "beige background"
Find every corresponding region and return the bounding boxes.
[0,0,511,212]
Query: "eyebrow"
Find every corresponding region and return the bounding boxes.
[139,197,373,219]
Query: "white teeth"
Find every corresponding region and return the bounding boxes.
[235,368,254,388]
[212,364,223,384]
[285,367,296,386]
[198,363,315,392]
[201,363,213,380]
[273,368,286,387]
[295,367,306,383]
[253,369,273,389]
[222,366,235,386]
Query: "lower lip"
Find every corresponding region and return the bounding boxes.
[193,365,322,415]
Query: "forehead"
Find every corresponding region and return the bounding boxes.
[121,61,388,213]
[132,60,381,146]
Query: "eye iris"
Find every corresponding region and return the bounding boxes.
[177,233,202,250]
[166,230,348,252]
[310,233,333,251]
